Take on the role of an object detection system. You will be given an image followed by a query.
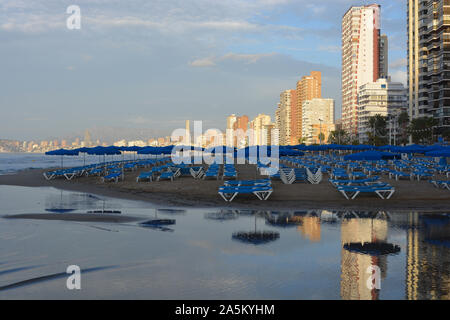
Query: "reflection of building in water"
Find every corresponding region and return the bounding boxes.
[340,217,388,300]
[406,212,450,300]
[297,216,321,242]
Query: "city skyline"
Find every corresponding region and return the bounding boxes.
[1,1,407,141]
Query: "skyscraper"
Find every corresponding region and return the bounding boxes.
[276,90,293,145]
[226,114,238,146]
[295,72,322,142]
[84,129,92,147]
[249,114,273,146]
[407,0,450,134]
[379,34,389,79]
[341,4,381,137]
[232,115,249,147]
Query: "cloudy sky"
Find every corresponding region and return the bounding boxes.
[0,0,407,141]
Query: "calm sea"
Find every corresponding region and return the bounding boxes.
[0,153,133,175]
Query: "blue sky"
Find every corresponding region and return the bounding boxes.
[0,0,407,141]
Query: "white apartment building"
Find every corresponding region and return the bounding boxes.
[342,4,382,136]
[358,78,407,143]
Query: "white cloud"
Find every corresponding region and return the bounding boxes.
[318,45,340,53]
[390,58,407,69]
[189,52,276,67]
[390,70,407,85]
[189,57,216,67]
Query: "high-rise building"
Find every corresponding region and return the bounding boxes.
[302,98,335,145]
[379,34,389,79]
[342,4,381,136]
[185,120,191,145]
[295,72,322,142]
[249,114,273,146]
[275,90,293,145]
[227,114,237,130]
[288,89,298,144]
[84,129,92,147]
[232,115,249,148]
[357,78,407,143]
[226,114,237,146]
[407,0,450,134]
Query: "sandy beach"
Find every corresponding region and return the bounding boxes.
[0,165,449,212]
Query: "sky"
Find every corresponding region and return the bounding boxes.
[0,0,407,142]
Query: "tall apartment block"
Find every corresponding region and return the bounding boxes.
[379,34,389,79]
[294,71,322,143]
[408,0,450,133]
[341,4,382,137]
[275,90,293,145]
[249,114,273,146]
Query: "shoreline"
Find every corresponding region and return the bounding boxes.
[1,168,450,212]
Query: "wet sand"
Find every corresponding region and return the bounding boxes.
[4,213,144,223]
[0,166,449,211]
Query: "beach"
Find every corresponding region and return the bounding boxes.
[1,165,449,212]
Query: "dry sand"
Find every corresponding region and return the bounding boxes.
[0,165,449,211]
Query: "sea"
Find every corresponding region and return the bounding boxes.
[0,153,449,300]
[0,152,131,175]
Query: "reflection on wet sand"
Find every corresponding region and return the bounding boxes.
[406,212,450,300]
[2,186,449,300]
[340,214,390,300]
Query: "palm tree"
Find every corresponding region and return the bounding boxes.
[367,114,388,146]
[328,129,349,145]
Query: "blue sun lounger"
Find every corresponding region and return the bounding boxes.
[224,179,271,187]
[190,166,205,179]
[430,180,450,190]
[158,171,176,182]
[337,185,395,200]
[388,170,411,181]
[218,185,273,202]
[329,176,380,187]
[101,171,123,183]
[136,171,153,182]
